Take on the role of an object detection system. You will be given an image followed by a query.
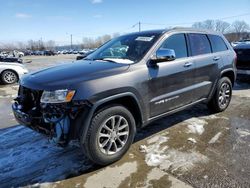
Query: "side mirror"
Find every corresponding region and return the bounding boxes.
[151,48,176,64]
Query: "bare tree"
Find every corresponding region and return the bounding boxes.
[214,20,230,33]
[45,40,56,50]
[82,37,95,49]
[112,32,120,38]
[192,20,215,30]
[81,34,113,49]
[16,42,26,50]
[192,19,230,33]
[203,20,215,30]
[192,22,204,29]
[231,20,250,33]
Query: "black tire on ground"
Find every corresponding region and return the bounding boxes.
[81,105,136,165]
[1,70,18,84]
[208,77,232,113]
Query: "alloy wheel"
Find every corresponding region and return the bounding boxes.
[3,71,17,84]
[98,115,129,155]
[218,82,231,109]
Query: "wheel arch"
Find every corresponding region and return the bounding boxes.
[221,69,235,87]
[78,92,144,144]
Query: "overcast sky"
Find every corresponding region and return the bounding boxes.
[0,0,250,45]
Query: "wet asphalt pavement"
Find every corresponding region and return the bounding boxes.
[0,55,250,188]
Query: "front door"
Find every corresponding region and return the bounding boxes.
[148,33,196,117]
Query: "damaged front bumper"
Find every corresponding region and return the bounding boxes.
[12,98,91,146]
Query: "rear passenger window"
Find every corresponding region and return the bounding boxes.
[189,33,211,56]
[160,34,188,59]
[208,35,228,52]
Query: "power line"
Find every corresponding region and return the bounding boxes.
[138,12,250,28]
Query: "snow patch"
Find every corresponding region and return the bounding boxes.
[129,153,135,159]
[140,135,208,172]
[208,132,222,144]
[185,118,207,135]
[158,150,208,172]
[187,138,197,144]
[147,135,169,145]
[201,114,219,119]
[237,129,250,137]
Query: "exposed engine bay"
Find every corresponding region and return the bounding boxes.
[12,86,89,146]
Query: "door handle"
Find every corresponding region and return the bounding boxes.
[183,62,193,67]
[213,56,220,61]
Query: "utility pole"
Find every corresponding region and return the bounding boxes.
[70,34,73,50]
[139,21,141,32]
[39,37,42,50]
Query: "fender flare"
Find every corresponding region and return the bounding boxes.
[79,92,143,144]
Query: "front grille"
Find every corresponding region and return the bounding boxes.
[18,86,43,112]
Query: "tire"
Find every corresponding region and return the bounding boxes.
[208,77,232,113]
[81,105,136,165]
[1,70,18,84]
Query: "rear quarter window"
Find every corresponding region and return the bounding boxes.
[188,33,211,56]
[208,35,228,52]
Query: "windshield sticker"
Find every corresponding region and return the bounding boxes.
[135,36,154,42]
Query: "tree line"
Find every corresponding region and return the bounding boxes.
[0,33,120,51]
[192,20,250,41]
[0,20,249,51]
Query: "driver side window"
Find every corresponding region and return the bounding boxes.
[160,34,188,59]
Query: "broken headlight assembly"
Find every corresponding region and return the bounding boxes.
[40,89,75,103]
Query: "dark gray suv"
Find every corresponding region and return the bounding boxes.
[12,28,237,165]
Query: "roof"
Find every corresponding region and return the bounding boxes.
[124,27,221,37]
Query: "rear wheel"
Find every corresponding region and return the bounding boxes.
[208,77,232,113]
[81,105,136,165]
[1,70,18,84]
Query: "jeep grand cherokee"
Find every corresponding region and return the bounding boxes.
[12,28,236,165]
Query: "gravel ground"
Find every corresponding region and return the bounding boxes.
[0,55,249,188]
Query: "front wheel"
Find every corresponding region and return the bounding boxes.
[81,105,136,165]
[208,77,232,113]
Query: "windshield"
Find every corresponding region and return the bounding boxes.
[86,32,161,64]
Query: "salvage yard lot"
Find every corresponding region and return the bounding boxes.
[0,55,250,188]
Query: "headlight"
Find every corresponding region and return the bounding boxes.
[40,89,75,103]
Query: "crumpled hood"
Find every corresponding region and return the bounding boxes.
[20,60,129,90]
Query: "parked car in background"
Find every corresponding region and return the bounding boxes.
[76,50,95,60]
[231,39,250,47]
[34,51,45,56]
[12,28,236,165]
[0,56,23,64]
[0,61,28,84]
[24,50,34,56]
[234,43,250,78]
[0,51,10,57]
[62,50,68,54]
[44,50,55,56]
[13,50,24,58]
[231,41,241,47]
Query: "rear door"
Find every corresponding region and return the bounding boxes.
[188,33,221,100]
[148,33,196,117]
